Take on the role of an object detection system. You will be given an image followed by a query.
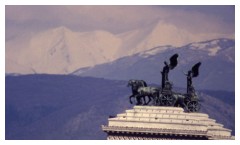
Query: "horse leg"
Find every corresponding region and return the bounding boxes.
[136,94,142,105]
[143,96,147,105]
[182,101,188,111]
[150,92,158,105]
[129,94,134,104]
[145,96,151,105]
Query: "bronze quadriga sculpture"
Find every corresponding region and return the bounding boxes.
[127,53,201,112]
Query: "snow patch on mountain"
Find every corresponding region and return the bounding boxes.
[208,46,221,56]
[188,39,234,56]
[139,46,172,58]
[72,38,234,92]
[6,21,234,74]
[6,27,122,74]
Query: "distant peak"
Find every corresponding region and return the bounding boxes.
[153,20,176,28]
[189,38,234,46]
[52,26,72,33]
[55,26,68,30]
[92,30,115,36]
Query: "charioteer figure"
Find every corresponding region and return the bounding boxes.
[161,53,178,90]
[126,53,202,112]
[183,62,201,112]
[185,62,201,96]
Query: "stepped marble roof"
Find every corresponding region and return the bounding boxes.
[102,106,234,140]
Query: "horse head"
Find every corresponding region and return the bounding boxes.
[140,80,148,87]
[127,79,136,87]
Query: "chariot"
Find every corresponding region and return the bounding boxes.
[127,54,201,112]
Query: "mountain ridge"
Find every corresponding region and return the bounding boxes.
[73,38,234,91]
[6,20,234,75]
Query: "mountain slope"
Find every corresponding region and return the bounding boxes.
[6,27,122,74]
[6,75,234,139]
[6,20,233,75]
[74,38,235,91]
[6,75,129,139]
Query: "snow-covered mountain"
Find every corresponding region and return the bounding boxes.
[6,20,233,74]
[73,38,235,91]
[117,21,233,56]
[6,27,122,74]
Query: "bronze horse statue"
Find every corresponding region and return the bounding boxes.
[126,54,201,112]
[127,80,159,105]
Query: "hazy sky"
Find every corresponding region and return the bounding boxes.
[6,5,235,40]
